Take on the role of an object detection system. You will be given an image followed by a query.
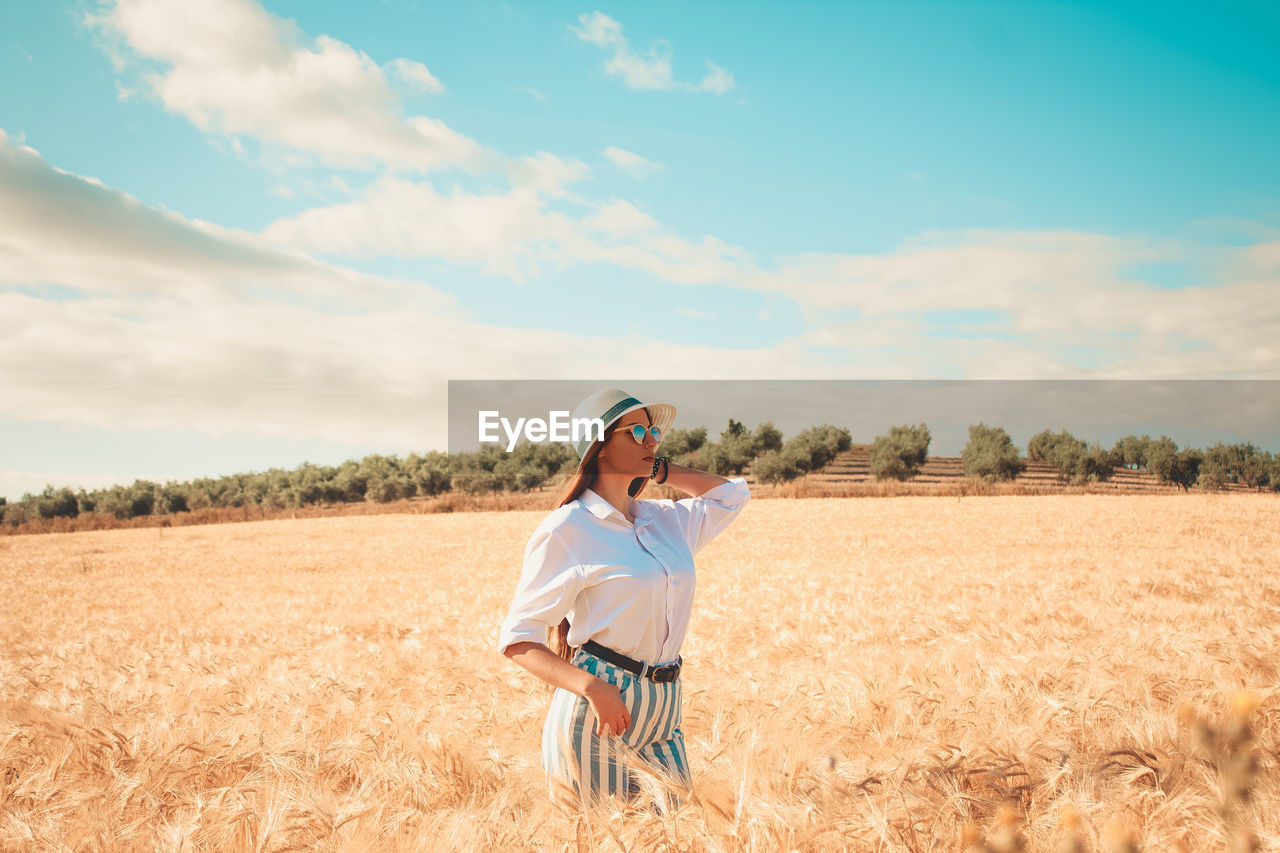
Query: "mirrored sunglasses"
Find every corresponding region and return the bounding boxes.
[624,424,662,444]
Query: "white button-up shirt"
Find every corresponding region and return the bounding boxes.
[497,477,751,667]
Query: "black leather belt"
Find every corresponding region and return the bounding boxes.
[582,639,682,683]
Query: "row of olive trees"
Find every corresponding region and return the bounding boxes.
[964,428,1280,490]
[1030,430,1210,490]
[868,422,1106,485]
[750,424,853,484]
[864,421,1025,484]
[1027,429,1116,484]
[0,442,578,526]
[659,419,785,478]
[0,419,793,526]
[1076,433,1278,492]
[1199,441,1274,491]
[1112,434,1204,491]
[5,422,1276,527]
[865,424,1280,492]
[448,442,578,495]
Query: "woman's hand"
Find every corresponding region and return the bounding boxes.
[583,678,631,737]
[501,640,632,732]
[502,642,631,736]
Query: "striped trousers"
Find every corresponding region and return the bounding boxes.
[541,646,691,809]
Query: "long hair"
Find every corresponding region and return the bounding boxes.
[546,409,652,661]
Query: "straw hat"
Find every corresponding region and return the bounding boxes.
[569,388,677,461]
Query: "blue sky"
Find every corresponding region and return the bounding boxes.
[1,0,1278,499]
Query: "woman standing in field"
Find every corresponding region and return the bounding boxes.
[497,388,751,811]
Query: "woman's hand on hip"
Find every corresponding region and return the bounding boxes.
[583,678,631,737]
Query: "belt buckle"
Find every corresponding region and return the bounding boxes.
[650,661,680,683]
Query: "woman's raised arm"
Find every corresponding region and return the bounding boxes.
[659,461,728,497]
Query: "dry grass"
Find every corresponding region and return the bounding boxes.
[1,493,1277,851]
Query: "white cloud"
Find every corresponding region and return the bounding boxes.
[0,130,409,307]
[605,41,675,91]
[516,86,550,103]
[258,151,593,281]
[582,199,659,236]
[6,119,1276,472]
[571,10,625,47]
[1182,215,1279,244]
[263,172,357,203]
[505,151,592,198]
[756,230,1181,317]
[751,229,1280,378]
[603,146,664,179]
[693,60,734,95]
[675,306,709,319]
[0,131,831,453]
[259,164,749,286]
[260,176,574,281]
[386,57,446,95]
[571,11,735,95]
[248,122,1280,381]
[84,0,484,173]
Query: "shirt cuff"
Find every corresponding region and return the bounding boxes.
[497,624,548,656]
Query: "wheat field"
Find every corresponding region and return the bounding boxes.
[1,494,1277,851]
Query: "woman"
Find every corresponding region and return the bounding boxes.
[497,388,751,811]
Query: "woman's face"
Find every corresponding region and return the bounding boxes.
[596,409,659,480]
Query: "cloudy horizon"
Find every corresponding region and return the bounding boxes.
[3,1,1277,500]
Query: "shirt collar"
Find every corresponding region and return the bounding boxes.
[580,487,648,525]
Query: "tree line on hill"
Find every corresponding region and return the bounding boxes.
[3,421,1277,527]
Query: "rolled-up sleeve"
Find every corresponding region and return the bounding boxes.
[497,524,584,656]
[672,476,751,556]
